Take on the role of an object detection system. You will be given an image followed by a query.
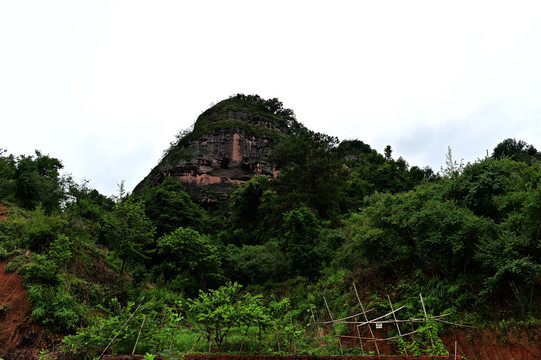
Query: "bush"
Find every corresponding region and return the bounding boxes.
[0,246,8,260]
[5,261,18,273]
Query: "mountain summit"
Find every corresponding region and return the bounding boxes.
[133,94,298,205]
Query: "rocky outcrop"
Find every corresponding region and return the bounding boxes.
[133,96,292,205]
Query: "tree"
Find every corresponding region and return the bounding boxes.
[187,282,283,350]
[0,149,16,200]
[14,150,64,213]
[104,198,155,273]
[63,176,115,222]
[476,232,541,318]
[448,158,508,218]
[143,177,205,237]
[268,128,346,218]
[154,227,222,295]
[492,138,539,163]
[281,206,322,278]
[228,175,271,242]
[440,146,464,179]
[384,145,393,161]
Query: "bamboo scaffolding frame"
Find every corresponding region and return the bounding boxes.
[323,295,343,355]
[355,305,406,327]
[387,295,402,337]
[357,313,450,325]
[331,326,431,341]
[419,293,434,349]
[315,308,375,324]
[353,282,380,356]
[354,313,364,353]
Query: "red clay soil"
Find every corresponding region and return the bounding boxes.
[0,203,8,220]
[103,355,454,360]
[0,262,53,360]
[441,325,541,360]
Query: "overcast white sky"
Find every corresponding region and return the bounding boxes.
[2,1,541,196]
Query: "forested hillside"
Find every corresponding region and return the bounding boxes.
[1,95,540,359]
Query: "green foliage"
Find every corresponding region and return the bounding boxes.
[448,158,506,218]
[5,261,19,273]
[195,94,298,134]
[143,177,205,237]
[228,175,271,241]
[154,227,222,296]
[268,128,346,219]
[23,279,86,332]
[232,94,297,126]
[0,245,8,260]
[476,232,541,318]
[223,241,287,284]
[0,209,26,252]
[440,146,465,179]
[3,118,541,356]
[281,206,322,278]
[187,282,290,351]
[0,149,16,200]
[62,299,163,358]
[18,206,68,252]
[492,138,540,163]
[395,318,449,356]
[344,149,433,208]
[63,177,115,223]
[339,180,497,276]
[13,150,65,213]
[103,198,155,273]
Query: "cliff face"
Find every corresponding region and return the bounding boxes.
[133,96,293,205]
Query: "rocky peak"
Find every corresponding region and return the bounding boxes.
[133,95,296,205]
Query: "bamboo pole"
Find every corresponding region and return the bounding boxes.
[353,282,380,356]
[100,303,142,359]
[309,305,320,347]
[169,319,180,351]
[154,308,168,352]
[132,314,147,355]
[290,311,297,355]
[332,327,430,341]
[356,305,406,327]
[189,331,201,354]
[387,295,402,337]
[419,293,434,349]
[240,325,249,352]
[323,295,343,355]
[354,313,364,353]
[316,309,375,324]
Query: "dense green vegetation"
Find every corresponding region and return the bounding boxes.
[1,95,541,359]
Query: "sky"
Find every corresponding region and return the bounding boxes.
[2,1,541,196]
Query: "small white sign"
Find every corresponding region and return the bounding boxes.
[375,323,383,329]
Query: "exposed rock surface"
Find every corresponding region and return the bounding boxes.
[133,96,292,205]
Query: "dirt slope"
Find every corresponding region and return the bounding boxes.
[0,203,8,220]
[442,326,541,360]
[0,261,49,359]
